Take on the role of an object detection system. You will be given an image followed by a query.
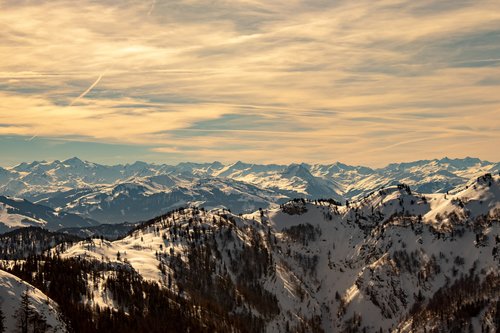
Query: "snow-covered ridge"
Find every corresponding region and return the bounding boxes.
[1,157,497,225]
[0,195,98,232]
[46,174,499,332]
[0,269,67,332]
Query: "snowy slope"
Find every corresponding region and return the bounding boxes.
[0,269,67,332]
[0,197,44,231]
[53,174,500,332]
[40,176,286,223]
[0,196,98,232]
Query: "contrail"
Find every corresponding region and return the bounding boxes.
[70,73,103,106]
[26,73,104,141]
[148,0,156,16]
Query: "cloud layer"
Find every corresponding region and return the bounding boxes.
[1,0,499,166]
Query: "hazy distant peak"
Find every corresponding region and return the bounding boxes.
[63,156,85,165]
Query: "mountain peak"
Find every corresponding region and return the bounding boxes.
[63,157,85,165]
[129,161,149,168]
[231,161,248,169]
[210,161,223,168]
[283,163,313,179]
[437,156,483,167]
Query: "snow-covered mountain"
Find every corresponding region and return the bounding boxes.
[0,195,98,233]
[1,173,496,332]
[0,269,67,332]
[35,176,287,224]
[0,157,498,225]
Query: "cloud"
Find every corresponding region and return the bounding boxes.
[0,0,499,166]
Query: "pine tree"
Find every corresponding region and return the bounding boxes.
[0,305,5,333]
[30,312,50,333]
[15,287,34,333]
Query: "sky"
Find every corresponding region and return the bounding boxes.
[0,0,499,167]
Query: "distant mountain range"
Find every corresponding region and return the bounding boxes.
[0,157,498,229]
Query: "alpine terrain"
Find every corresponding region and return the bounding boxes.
[0,157,498,230]
[0,168,497,332]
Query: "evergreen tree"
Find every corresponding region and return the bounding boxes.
[30,312,50,333]
[15,287,34,333]
[0,305,5,333]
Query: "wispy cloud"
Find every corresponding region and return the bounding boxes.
[0,0,499,166]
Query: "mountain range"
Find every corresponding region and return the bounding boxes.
[0,157,498,230]
[0,172,498,332]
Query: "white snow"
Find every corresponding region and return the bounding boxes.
[0,269,67,332]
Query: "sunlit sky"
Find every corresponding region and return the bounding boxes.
[1,0,499,167]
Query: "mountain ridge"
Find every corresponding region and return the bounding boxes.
[1,173,496,332]
[0,157,498,226]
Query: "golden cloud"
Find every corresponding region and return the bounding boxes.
[0,0,499,165]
